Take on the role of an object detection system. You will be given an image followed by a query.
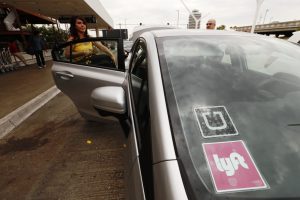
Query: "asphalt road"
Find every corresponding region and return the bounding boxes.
[0,93,126,200]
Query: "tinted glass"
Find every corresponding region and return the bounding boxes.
[157,35,300,199]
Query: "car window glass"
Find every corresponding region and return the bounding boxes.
[52,45,69,62]
[52,40,119,69]
[243,41,300,76]
[157,35,300,197]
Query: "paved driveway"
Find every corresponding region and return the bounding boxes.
[0,93,126,199]
[0,61,54,118]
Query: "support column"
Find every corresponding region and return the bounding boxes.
[95,28,99,37]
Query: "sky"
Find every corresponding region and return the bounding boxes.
[99,0,300,35]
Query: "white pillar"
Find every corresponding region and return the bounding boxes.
[96,28,99,37]
[251,0,265,33]
[176,10,180,27]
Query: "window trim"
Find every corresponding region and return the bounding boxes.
[128,38,154,199]
[51,37,126,71]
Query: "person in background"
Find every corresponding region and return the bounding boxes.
[9,39,28,66]
[206,19,216,30]
[65,16,115,64]
[31,29,46,69]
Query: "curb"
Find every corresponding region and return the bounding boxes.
[0,86,60,139]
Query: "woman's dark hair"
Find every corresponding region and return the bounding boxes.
[69,16,89,39]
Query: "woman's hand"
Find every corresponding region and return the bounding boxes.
[110,55,116,64]
[83,50,93,57]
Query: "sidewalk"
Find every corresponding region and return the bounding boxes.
[0,59,55,119]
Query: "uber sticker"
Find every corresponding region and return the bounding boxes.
[194,106,238,138]
[203,140,268,193]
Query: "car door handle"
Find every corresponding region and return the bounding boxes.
[55,71,74,80]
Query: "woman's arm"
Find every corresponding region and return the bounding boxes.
[93,41,116,63]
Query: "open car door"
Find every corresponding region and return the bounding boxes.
[52,37,146,200]
[51,37,126,121]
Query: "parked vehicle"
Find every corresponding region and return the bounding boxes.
[52,30,300,200]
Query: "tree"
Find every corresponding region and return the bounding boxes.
[25,25,68,48]
[217,25,226,30]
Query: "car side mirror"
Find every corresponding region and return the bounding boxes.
[91,86,129,137]
[91,86,126,114]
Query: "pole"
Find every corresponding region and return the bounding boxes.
[263,9,269,24]
[258,14,263,24]
[251,0,264,33]
[176,10,179,27]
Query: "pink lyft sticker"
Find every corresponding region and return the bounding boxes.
[203,140,268,193]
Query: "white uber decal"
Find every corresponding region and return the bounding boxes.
[194,106,238,138]
[202,111,227,131]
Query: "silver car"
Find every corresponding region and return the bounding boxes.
[52,30,300,200]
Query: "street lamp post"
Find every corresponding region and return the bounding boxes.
[251,0,265,33]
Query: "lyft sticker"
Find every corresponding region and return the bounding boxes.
[203,140,268,193]
[194,106,238,138]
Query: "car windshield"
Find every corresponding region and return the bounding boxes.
[157,35,300,199]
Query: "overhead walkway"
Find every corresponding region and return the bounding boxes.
[234,20,300,37]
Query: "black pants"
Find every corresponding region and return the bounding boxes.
[34,50,45,67]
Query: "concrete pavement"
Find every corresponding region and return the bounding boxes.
[0,93,126,199]
[0,58,59,138]
[0,51,126,200]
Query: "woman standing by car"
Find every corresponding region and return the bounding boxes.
[65,16,115,65]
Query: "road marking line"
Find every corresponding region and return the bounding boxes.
[0,86,60,139]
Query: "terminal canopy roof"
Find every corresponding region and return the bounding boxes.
[0,2,55,24]
[1,0,113,29]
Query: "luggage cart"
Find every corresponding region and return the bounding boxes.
[0,47,16,72]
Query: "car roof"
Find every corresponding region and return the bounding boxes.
[129,25,178,41]
[143,29,262,38]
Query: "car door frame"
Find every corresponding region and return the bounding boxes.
[51,37,126,121]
